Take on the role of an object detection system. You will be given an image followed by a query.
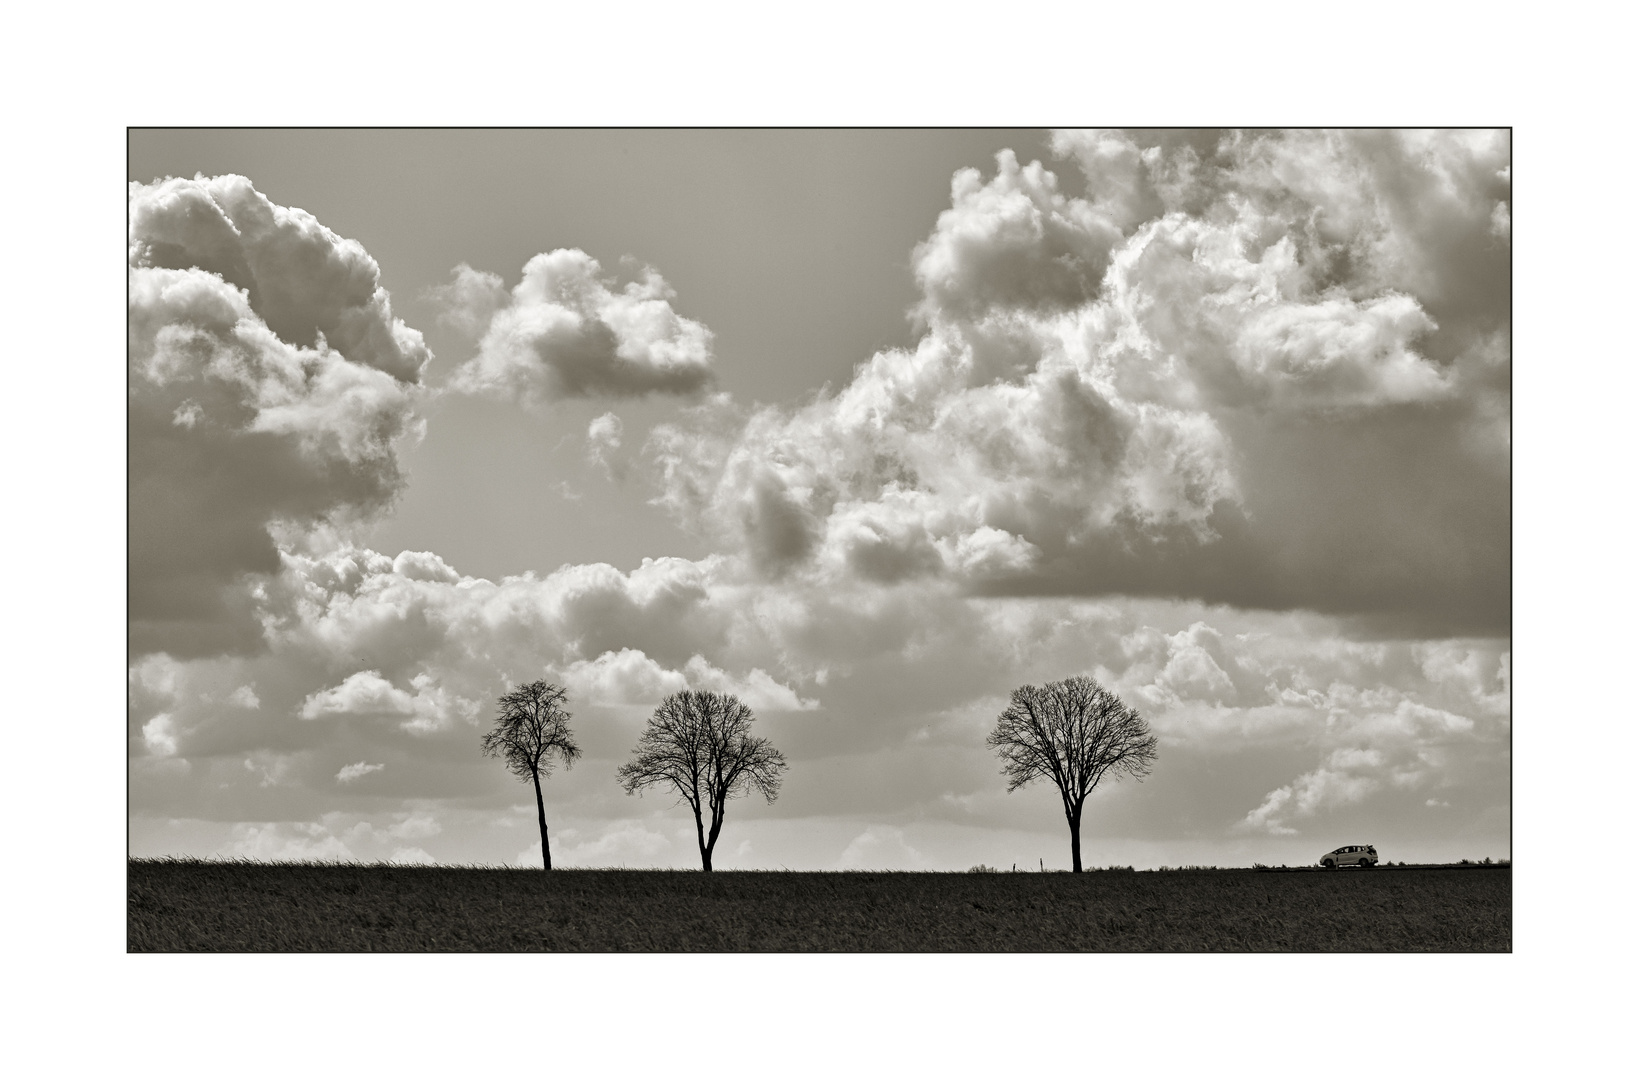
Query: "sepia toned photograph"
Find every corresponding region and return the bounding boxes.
[127,128,1511,952]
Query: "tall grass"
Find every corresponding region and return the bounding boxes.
[129,859,1509,952]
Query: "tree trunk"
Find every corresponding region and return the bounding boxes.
[533,771,551,871]
[1068,807,1083,873]
[703,804,724,873]
[693,805,711,872]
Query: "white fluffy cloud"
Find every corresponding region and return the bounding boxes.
[299,670,475,735]
[585,411,625,479]
[444,251,715,402]
[561,648,817,711]
[912,149,1125,321]
[336,761,386,783]
[141,713,178,757]
[301,671,414,719]
[127,541,815,793]
[646,130,1510,635]
[128,176,428,658]
[222,822,357,863]
[213,812,447,864]
[560,648,688,705]
[1218,640,1507,836]
[129,175,429,382]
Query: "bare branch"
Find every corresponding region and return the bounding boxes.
[617,689,789,871]
[986,675,1158,872]
[480,680,582,780]
[480,680,580,869]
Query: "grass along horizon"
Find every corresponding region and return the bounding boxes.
[129,859,1511,952]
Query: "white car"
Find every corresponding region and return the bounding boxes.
[1319,844,1378,868]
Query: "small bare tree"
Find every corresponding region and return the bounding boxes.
[481,680,581,870]
[987,675,1158,873]
[616,690,788,871]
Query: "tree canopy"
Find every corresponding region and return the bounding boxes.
[617,689,787,871]
[481,680,581,869]
[987,674,1158,872]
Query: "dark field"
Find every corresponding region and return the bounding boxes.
[129,859,1509,952]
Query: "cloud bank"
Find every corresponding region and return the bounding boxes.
[130,537,1507,863]
[129,175,428,657]
[647,130,1510,634]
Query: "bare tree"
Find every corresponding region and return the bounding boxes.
[987,675,1158,873]
[481,681,581,870]
[616,690,788,871]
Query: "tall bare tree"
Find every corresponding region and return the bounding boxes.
[987,675,1158,873]
[616,690,788,871]
[481,681,581,870]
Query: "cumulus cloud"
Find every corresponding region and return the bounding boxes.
[301,670,415,718]
[300,670,474,734]
[222,823,355,862]
[836,826,931,870]
[1230,646,1506,835]
[336,761,385,783]
[263,545,734,688]
[391,550,461,584]
[585,411,625,479]
[128,176,428,658]
[428,263,509,340]
[445,250,715,402]
[386,812,442,840]
[912,149,1126,321]
[561,648,688,705]
[211,813,446,864]
[560,648,817,711]
[1240,755,1383,836]
[554,823,672,867]
[680,656,820,712]
[129,175,430,382]
[142,713,179,757]
[129,541,788,789]
[227,685,261,709]
[646,129,1510,635]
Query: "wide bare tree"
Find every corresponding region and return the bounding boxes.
[481,680,581,870]
[987,675,1158,873]
[616,690,788,871]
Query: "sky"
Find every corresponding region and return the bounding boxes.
[127,128,1511,871]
